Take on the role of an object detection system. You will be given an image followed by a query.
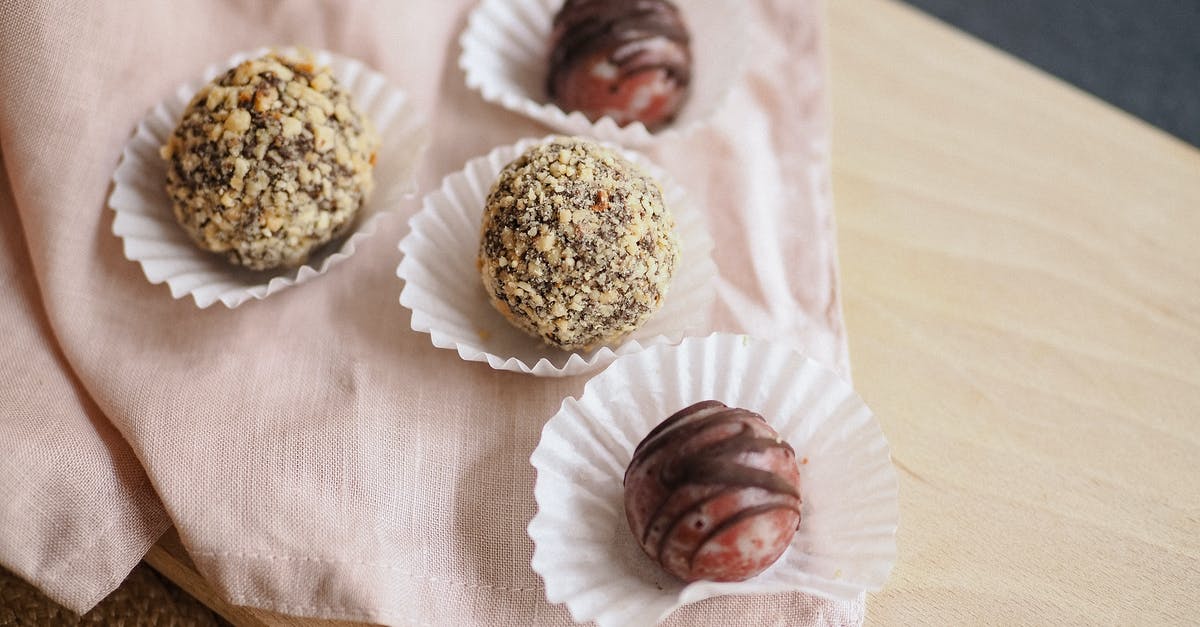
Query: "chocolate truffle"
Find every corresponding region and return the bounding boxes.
[478,137,679,351]
[547,0,692,131]
[162,53,378,270]
[624,401,802,583]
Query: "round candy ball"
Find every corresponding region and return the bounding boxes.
[162,53,378,270]
[624,401,802,582]
[478,137,679,351]
[547,0,692,131]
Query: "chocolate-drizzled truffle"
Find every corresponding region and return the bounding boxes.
[547,0,692,131]
[478,137,679,351]
[624,401,802,582]
[162,53,378,270]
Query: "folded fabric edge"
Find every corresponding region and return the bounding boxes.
[0,470,170,614]
[187,549,547,624]
[0,152,173,614]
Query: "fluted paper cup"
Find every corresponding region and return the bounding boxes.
[459,0,748,146]
[109,47,429,308]
[396,135,715,377]
[528,333,899,626]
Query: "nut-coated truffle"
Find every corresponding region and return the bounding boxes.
[162,53,378,270]
[478,137,679,351]
[624,401,802,582]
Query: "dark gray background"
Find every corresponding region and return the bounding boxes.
[900,0,1200,148]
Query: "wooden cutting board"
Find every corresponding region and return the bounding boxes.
[147,0,1200,624]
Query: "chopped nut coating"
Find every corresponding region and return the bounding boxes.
[162,53,378,270]
[479,138,679,351]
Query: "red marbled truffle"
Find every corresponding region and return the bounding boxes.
[547,0,692,131]
[623,401,802,582]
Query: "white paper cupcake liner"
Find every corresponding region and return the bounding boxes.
[396,135,715,377]
[459,0,748,146]
[528,333,898,626]
[109,46,430,308]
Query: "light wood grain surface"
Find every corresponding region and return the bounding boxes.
[833,1,1200,624]
[147,0,1200,624]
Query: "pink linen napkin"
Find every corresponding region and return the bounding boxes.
[0,160,169,613]
[0,0,856,624]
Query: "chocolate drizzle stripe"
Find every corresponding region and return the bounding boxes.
[665,456,800,498]
[687,503,801,570]
[610,47,689,85]
[693,432,797,463]
[631,408,763,470]
[634,400,726,456]
[646,484,732,555]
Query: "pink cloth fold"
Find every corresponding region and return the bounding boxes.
[0,0,856,623]
[0,159,169,612]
